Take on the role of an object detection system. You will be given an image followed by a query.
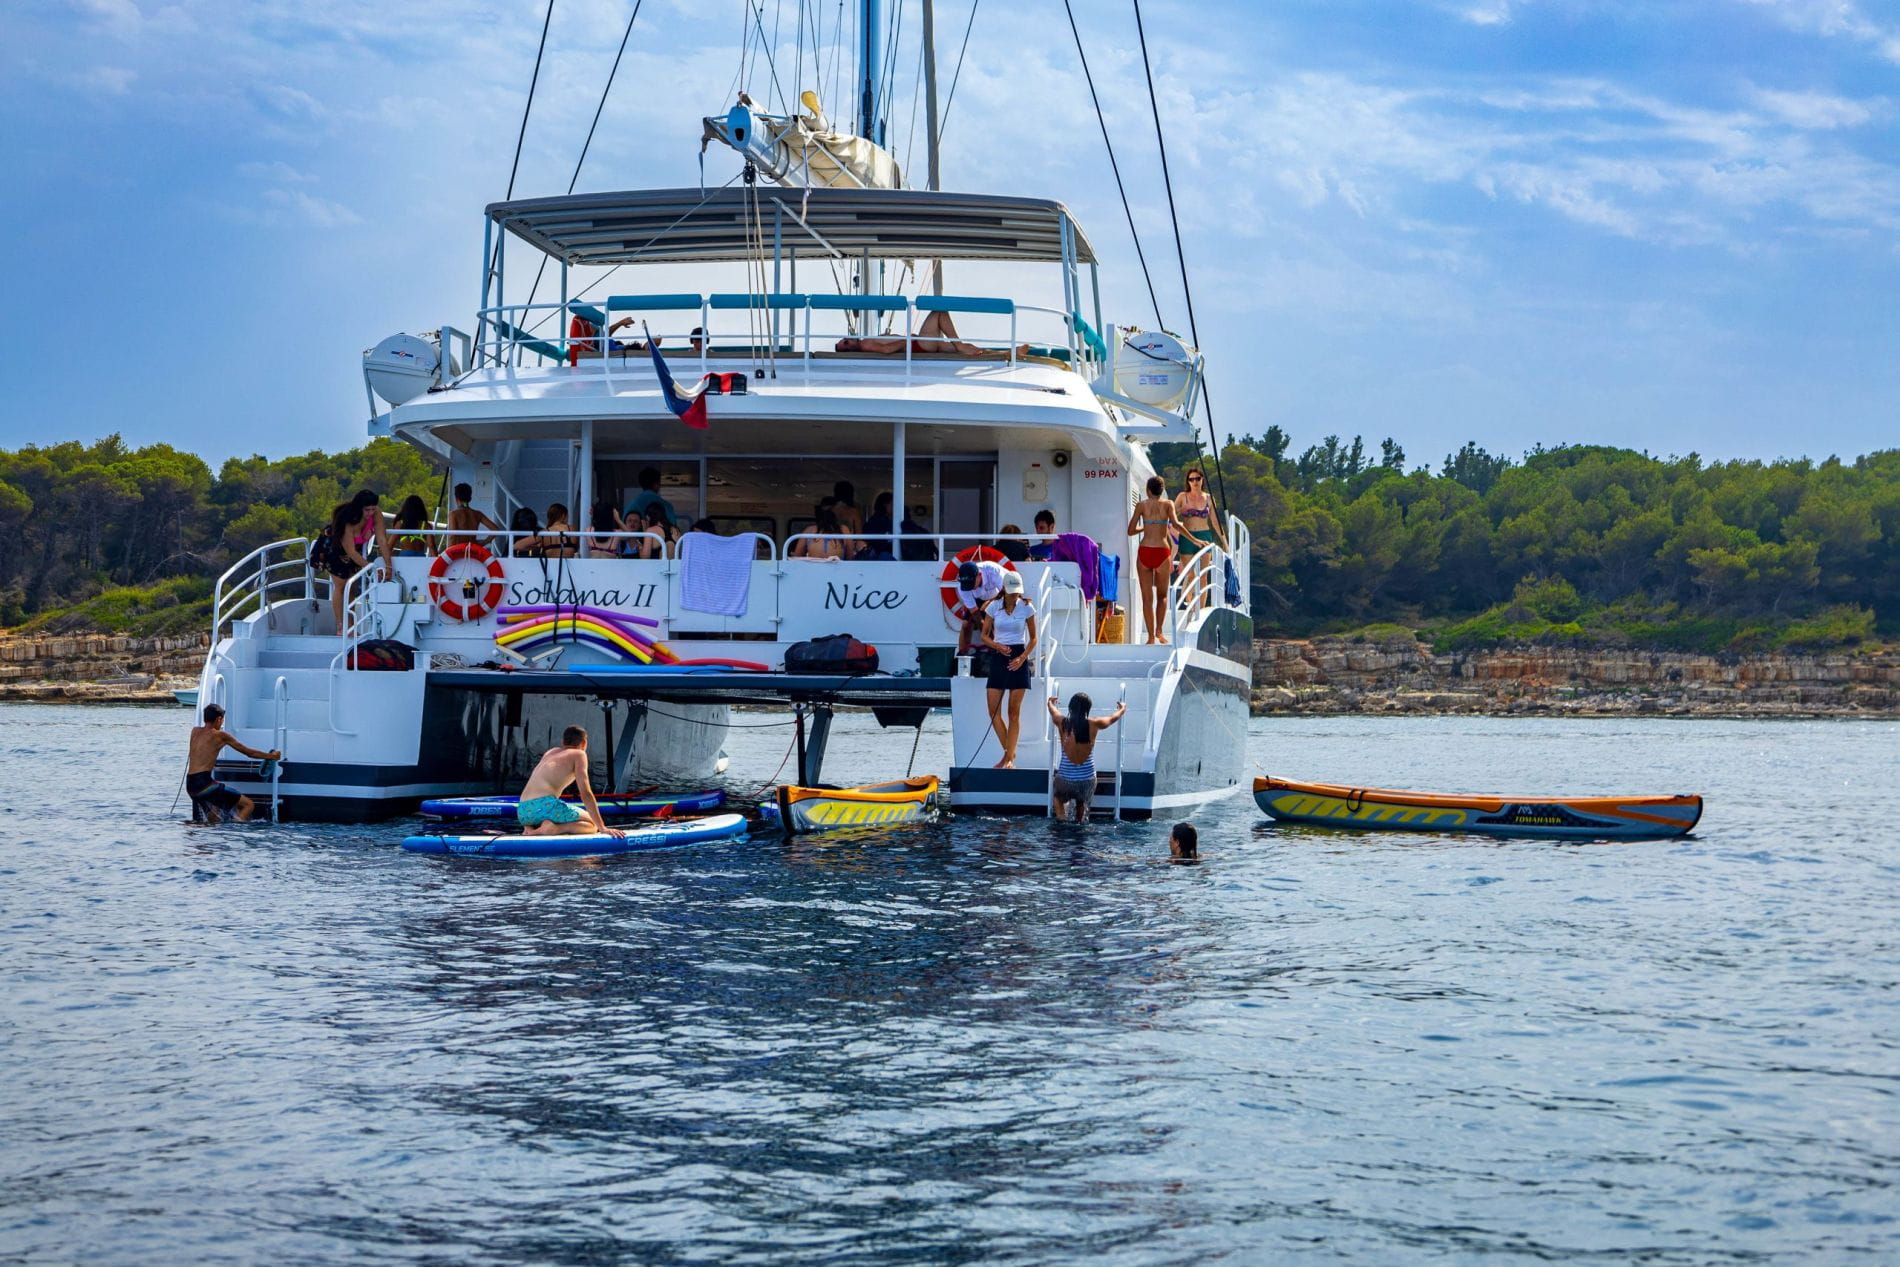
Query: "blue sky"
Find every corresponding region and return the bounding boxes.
[2,0,1896,467]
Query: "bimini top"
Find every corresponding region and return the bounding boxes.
[486,186,1098,267]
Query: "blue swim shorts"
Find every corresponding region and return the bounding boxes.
[517,795,584,827]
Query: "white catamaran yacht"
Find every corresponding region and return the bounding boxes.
[197,3,1252,822]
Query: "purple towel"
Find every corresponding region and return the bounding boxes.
[1049,533,1101,604]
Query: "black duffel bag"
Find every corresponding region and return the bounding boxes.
[784,634,879,675]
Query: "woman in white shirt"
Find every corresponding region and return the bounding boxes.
[980,570,1039,768]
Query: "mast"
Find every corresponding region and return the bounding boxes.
[859,0,883,146]
[922,0,942,293]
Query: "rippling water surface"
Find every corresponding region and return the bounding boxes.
[1,704,1895,1263]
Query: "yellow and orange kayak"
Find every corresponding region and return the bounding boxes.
[1253,775,1701,840]
[767,776,939,834]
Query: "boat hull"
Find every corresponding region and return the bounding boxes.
[770,776,938,833]
[1253,776,1702,840]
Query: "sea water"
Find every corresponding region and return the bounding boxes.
[0,704,1894,1263]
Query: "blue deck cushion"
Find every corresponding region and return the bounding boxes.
[604,293,704,311]
[914,294,1015,316]
[806,294,909,312]
[493,319,564,364]
[568,303,606,327]
[709,292,810,310]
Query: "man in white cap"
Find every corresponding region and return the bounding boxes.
[953,556,1008,654]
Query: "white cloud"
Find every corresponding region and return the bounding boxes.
[238,160,313,183]
[252,83,326,121]
[263,188,360,228]
[216,188,362,229]
[1732,0,1900,64]
[1460,0,1522,26]
[1753,87,1877,129]
[72,65,136,95]
[72,0,142,36]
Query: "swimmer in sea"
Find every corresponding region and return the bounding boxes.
[1169,821,1199,863]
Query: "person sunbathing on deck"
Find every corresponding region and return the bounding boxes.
[516,726,623,837]
[835,309,1031,359]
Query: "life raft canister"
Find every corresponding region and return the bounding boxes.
[428,542,506,621]
[938,545,1016,613]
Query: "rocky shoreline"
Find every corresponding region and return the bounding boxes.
[4,630,1896,718]
[0,632,206,704]
[1253,636,1900,718]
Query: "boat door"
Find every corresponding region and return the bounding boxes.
[936,459,995,555]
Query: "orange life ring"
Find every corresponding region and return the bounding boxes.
[428,543,506,621]
[939,545,1017,614]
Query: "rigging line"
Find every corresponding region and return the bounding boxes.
[746,0,791,113]
[519,174,745,336]
[521,0,649,316]
[936,0,979,136]
[1132,0,1228,509]
[1059,0,1164,329]
[486,0,555,330]
[505,0,556,201]
[876,0,904,141]
[730,0,750,102]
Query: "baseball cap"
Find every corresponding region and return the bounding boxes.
[957,561,979,589]
[1002,570,1024,594]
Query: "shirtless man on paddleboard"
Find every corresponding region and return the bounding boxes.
[517,726,624,837]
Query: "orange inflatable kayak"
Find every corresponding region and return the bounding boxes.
[1254,775,1701,840]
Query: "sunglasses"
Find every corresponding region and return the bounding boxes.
[1187,474,1204,483]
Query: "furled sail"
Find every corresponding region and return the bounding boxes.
[702,91,903,191]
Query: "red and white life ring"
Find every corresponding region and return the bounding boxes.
[428,543,506,621]
[938,545,1017,615]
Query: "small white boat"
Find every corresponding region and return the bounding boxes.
[174,689,199,709]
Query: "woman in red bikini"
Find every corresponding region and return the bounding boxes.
[1126,476,1191,644]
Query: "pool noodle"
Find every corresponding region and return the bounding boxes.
[497,612,679,662]
[496,616,676,664]
[496,603,661,629]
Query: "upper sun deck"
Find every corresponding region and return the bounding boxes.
[485,186,1098,267]
[361,186,1202,442]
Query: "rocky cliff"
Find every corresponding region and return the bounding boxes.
[0,633,207,703]
[1253,636,1900,717]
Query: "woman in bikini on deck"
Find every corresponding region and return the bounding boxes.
[1126,476,1192,644]
[1176,468,1227,552]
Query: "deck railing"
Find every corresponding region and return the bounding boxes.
[212,537,314,641]
[474,292,1108,385]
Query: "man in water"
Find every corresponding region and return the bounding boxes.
[186,704,280,823]
[517,725,623,837]
[1170,822,1199,862]
[1046,691,1127,822]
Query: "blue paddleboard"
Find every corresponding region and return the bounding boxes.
[401,812,749,859]
[418,789,725,821]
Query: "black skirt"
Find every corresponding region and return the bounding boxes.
[986,644,1031,690]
